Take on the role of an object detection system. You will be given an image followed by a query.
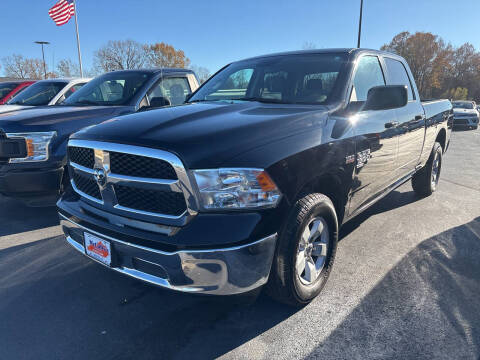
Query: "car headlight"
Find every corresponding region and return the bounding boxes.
[191,168,282,210]
[6,131,56,163]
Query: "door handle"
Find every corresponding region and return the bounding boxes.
[384,121,399,128]
[414,115,423,121]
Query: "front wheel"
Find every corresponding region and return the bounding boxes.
[266,193,338,306]
[412,142,442,197]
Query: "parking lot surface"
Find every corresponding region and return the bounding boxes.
[1,129,479,360]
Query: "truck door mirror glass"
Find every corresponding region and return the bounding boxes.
[363,85,408,111]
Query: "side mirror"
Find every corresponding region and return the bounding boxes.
[363,85,408,111]
[185,92,194,102]
[149,96,171,108]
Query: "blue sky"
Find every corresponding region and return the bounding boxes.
[1,0,479,75]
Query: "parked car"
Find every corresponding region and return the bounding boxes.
[0,80,35,104]
[57,49,452,306]
[0,78,91,114]
[451,100,479,130]
[0,68,199,205]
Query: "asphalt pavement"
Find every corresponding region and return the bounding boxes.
[1,129,479,360]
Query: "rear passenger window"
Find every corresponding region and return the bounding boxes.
[384,58,415,101]
[350,56,385,102]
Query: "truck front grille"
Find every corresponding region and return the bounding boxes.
[68,140,194,220]
[114,184,187,216]
[109,151,177,179]
[69,146,94,168]
[72,172,102,200]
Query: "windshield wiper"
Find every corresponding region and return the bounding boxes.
[236,97,290,104]
[69,100,104,106]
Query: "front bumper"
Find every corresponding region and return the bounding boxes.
[453,116,479,128]
[0,165,64,199]
[60,214,277,295]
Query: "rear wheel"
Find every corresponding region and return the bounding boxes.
[266,193,338,306]
[412,142,442,197]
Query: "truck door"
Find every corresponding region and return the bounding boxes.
[382,57,425,178]
[348,55,400,215]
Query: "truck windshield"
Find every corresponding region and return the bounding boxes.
[189,53,347,105]
[64,71,152,106]
[8,81,67,106]
[453,102,474,109]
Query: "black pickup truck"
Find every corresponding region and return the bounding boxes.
[58,49,452,306]
[0,68,199,205]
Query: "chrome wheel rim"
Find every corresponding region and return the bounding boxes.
[431,151,441,189]
[296,217,329,285]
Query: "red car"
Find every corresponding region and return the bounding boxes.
[0,80,35,104]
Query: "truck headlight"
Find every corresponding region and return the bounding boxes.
[6,131,56,163]
[191,168,282,210]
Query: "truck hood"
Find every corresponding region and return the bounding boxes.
[72,101,329,168]
[0,105,131,133]
[453,108,478,116]
[0,105,32,114]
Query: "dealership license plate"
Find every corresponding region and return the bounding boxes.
[84,232,112,266]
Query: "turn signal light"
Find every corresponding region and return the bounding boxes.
[256,171,277,191]
[26,139,35,157]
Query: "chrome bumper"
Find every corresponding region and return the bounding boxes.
[60,215,277,295]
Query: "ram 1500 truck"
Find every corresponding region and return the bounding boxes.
[58,49,452,306]
[0,68,199,205]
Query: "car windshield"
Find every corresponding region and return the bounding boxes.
[188,53,347,105]
[64,71,152,106]
[7,81,67,106]
[0,82,19,99]
[453,102,474,109]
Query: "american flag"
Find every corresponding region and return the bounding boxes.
[48,0,75,26]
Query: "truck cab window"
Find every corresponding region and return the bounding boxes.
[350,56,385,103]
[384,58,415,101]
[148,77,191,106]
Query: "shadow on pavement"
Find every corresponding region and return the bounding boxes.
[0,196,59,237]
[308,217,480,359]
[0,236,298,360]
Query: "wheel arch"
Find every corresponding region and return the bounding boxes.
[294,173,350,225]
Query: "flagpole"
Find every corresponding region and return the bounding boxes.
[73,0,84,77]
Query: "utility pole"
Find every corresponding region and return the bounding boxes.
[357,0,364,48]
[34,41,50,79]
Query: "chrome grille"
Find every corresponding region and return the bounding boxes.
[67,140,197,222]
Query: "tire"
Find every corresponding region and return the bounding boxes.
[266,193,338,306]
[412,142,442,197]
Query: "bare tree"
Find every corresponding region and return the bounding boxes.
[57,58,80,77]
[144,42,190,68]
[302,41,317,50]
[190,65,211,84]
[2,54,45,79]
[94,39,146,72]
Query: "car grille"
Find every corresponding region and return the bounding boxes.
[114,184,187,216]
[68,141,190,219]
[109,151,176,179]
[69,146,94,168]
[72,172,101,200]
[454,119,469,125]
